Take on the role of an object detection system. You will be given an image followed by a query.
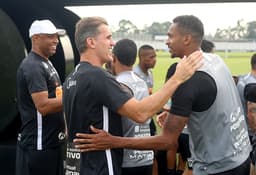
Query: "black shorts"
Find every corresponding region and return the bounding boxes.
[177,133,191,162]
[209,157,250,175]
[122,165,153,175]
[16,143,64,175]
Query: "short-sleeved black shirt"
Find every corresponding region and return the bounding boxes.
[63,62,132,175]
[166,63,217,117]
[16,52,65,150]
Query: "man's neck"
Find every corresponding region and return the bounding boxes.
[251,69,256,76]
[138,64,148,74]
[115,64,132,75]
[184,47,201,57]
[80,52,103,67]
[31,48,48,60]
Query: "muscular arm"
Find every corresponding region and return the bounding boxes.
[117,51,202,123]
[74,113,188,151]
[31,91,62,116]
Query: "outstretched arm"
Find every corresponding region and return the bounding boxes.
[117,51,202,123]
[74,113,188,152]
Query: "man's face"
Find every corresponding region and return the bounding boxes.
[36,33,59,58]
[139,49,156,69]
[94,24,115,64]
[165,23,186,59]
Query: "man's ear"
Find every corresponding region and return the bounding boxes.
[183,34,192,46]
[31,35,40,43]
[86,37,96,49]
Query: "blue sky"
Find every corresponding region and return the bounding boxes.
[67,2,256,35]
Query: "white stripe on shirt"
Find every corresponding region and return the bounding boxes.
[37,111,43,150]
[103,106,114,175]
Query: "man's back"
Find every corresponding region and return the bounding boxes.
[116,71,154,168]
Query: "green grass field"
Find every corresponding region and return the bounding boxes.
[151,51,253,91]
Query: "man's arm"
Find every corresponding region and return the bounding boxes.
[117,51,202,123]
[31,90,62,116]
[74,113,188,151]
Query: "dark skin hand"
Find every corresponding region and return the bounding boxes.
[74,125,116,151]
[74,113,188,152]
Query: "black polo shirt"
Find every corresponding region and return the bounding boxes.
[16,51,65,150]
[63,61,132,175]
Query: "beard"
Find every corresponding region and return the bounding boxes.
[171,52,177,59]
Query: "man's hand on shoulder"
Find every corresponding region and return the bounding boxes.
[173,51,203,84]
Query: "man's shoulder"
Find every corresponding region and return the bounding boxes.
[182,71,215,91]
[166,62,178,79]
[19,56,43,74]
[133,65,141,73]
[237,73,256,87]
[77,63,107,76]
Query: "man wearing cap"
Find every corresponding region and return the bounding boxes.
[16,19,66,175]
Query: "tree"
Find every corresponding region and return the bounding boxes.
[245,21,256,39]
[116,19,138,34]
[145,21,171,35]
[214,27,233,40]
[214,19,246,40]
[214,28,224,39]
[232,19,247,39]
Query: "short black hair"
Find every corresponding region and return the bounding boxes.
[201,39,215,53]
[251,53,256,70]
[173,15,204,43]
[138,44,154,57]
[113,39,137,66]
[244,83,256,103]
